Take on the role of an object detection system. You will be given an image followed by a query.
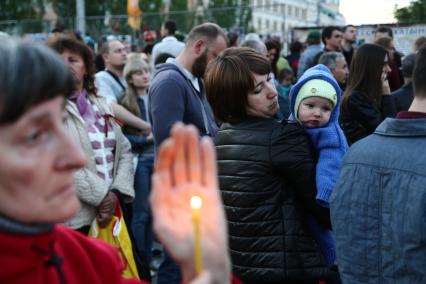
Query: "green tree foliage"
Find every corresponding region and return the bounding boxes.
[0,0,131,35]
[1,0,252,35]
[140,0,174,32]
[0,0,129,21]
[0,0,40,20]
[140,0,252,34]
[395,0,426,23]
[0,0,49,33]
[208,0,252,32]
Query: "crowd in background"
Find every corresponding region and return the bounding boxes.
[0,19,426,284]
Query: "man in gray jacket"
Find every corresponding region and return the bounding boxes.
[148,22,227,284]
[297,30,322,78]
[331,45,426,283]
[149,22,227,147]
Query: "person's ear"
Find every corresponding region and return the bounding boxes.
[102,53,109,62]
[193,39,206,56]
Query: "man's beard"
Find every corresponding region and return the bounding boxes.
[192,49,208,78]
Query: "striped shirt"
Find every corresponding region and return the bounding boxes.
[85,104,117,184]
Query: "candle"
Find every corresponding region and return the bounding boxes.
[190,195,203,275]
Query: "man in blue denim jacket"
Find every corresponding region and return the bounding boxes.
[330,46,426,283]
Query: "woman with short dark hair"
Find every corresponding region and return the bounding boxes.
[206,47,271,123]
[340,43,396,145]
[205,47,333,283]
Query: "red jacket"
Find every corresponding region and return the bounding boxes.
[0,224,242,284]
[0,225,141,284]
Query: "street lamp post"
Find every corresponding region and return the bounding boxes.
[76,0,86,36]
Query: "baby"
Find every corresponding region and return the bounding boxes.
[289,64,349,266]
[294,79,335,128]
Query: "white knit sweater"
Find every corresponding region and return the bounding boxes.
[64,96,134,229]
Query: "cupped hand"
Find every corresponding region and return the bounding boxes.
[150,123,231,284]
[96,212,114,228]
[97,191,116,228]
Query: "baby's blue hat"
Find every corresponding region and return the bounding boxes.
[289,64,342,122]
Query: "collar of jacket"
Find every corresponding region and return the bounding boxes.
[375,117,426,137]
[0,214,53,235]
[66,95,112,123]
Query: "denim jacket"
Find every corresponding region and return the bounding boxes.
[330,117,426,284]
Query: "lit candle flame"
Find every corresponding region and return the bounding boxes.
[190,195,202,209]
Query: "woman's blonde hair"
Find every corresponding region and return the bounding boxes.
[120,53,151,134]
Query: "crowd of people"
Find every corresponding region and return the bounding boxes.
[0,20,425,284]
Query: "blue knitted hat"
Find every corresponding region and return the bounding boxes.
[289,64,342,125]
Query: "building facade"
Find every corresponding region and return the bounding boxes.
[251,0,345,40]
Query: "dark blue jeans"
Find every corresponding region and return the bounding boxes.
[157,251,182,284]
[131,153,154,264]
[132,153,182,283]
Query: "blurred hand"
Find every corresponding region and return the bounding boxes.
[111,103,151,135]
[189,271,212,284]
[150,123,231,284]
[146,132,154,143]
[97,191,116,228]
[381,73,391,95]
[138,123,151,136]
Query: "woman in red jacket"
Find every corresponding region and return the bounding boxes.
[0,38,232,284]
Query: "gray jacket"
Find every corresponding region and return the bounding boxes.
[297,44,322,78]
[331,117,426,284]
[149,60,218,146]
